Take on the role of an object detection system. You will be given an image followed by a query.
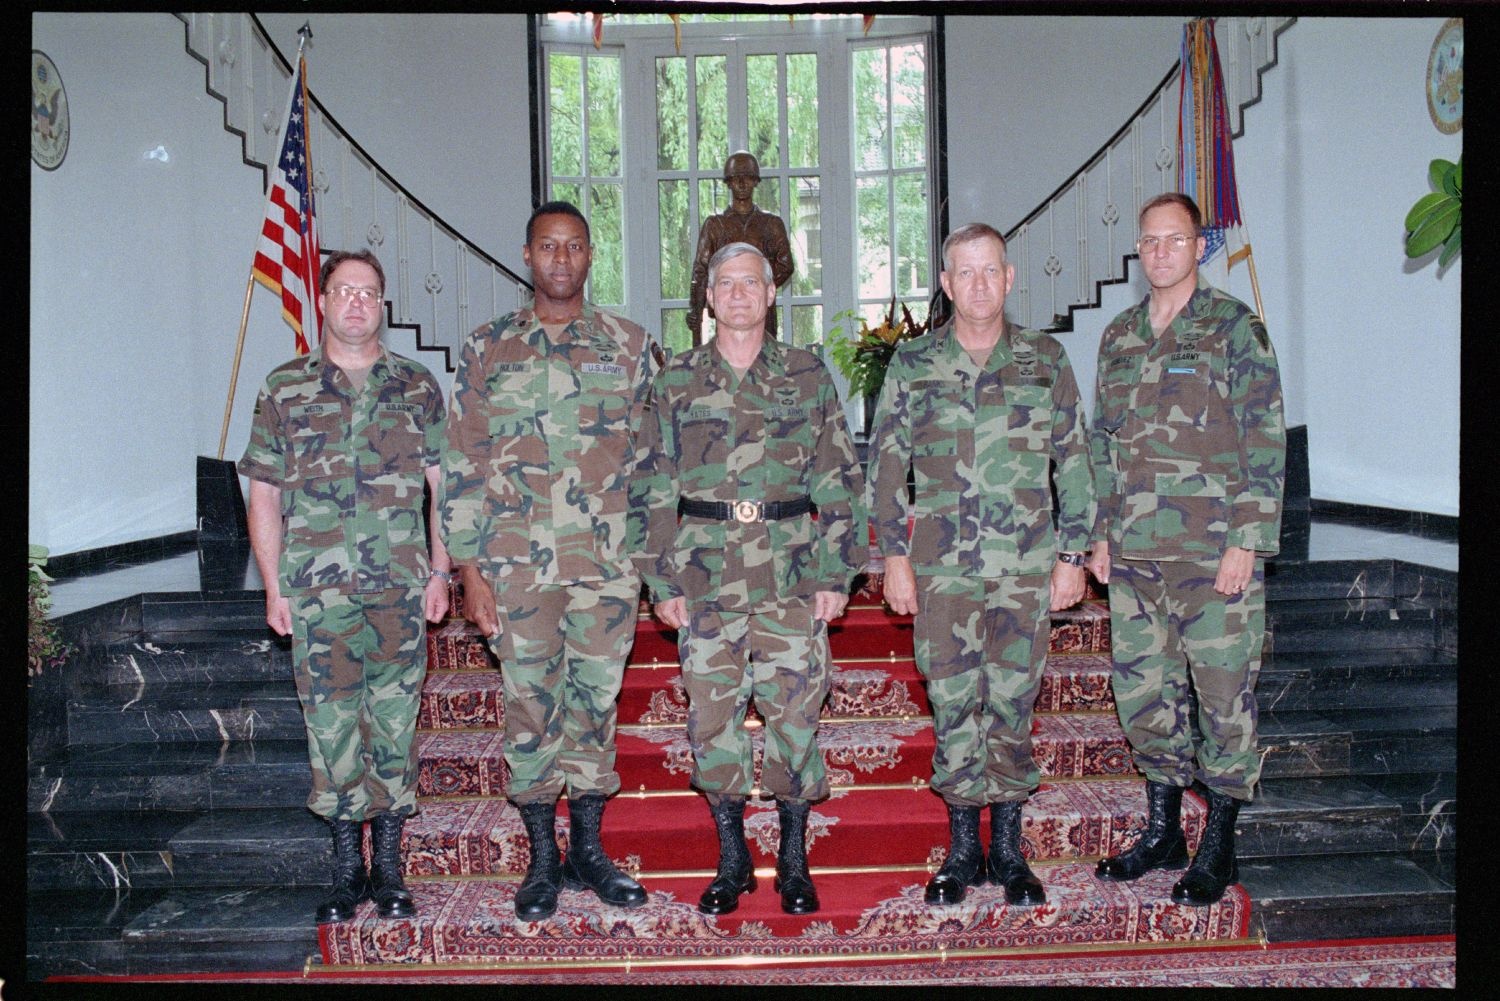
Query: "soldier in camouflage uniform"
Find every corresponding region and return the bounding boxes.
[441,202,658,921]
[241,249,453,923]
[867,223,1096,908]
[1088,192,1284,906]
[631,242,865,916]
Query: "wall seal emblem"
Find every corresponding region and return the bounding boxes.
[32,50,70,171]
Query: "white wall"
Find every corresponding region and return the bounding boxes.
[256,13,533,277]
[30,13,537,558]
[31,13,289,554]
[1229,18,1460,515]
[944,16,1183,232]
[947,16,1460,516]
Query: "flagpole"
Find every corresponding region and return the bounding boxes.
[1230,228,1266,320]
[217,272,259,460]
[215,24,313,460]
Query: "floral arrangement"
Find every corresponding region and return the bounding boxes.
[827,298,931,402]
[28,544,70,677]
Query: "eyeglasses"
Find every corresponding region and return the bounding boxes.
[1136,234,1195,254]
[327,285,381,305]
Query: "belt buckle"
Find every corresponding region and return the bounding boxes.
[733,499,763,523]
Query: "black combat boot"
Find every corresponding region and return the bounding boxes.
[561,794,648,908]
[1096,781,1189,881]
[514,801,563,920]
[1171,788,1243,906]
[924,802,985,905]
[315,818,371,923]
[699,796,758,915]
[368,812,416,918]
[773,798,819,914]
[987,800,1046,906]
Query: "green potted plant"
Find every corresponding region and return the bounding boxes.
[828,298,931,433]
[28,544,70,679]
[1404,155,1461,267]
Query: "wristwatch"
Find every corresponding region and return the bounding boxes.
[429,569,453,582]
[1057,552,1087,567]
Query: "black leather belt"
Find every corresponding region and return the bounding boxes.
[678,497,813,524]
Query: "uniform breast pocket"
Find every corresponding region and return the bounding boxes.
[1098,356,1141,422]
[1003,382,1053,451]
[578,368,630,435]
[1156,352,1222,429]
[765,405,813,466]
[679,413,731,468]
[288,410,343,479]
[375,405,425,466]
[910,380,963,452]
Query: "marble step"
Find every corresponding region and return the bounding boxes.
[28,739,314,814]
[1355,771,1457,855]
[64,679,306,745]
[1262,558,1454,602]
[36,852,1450,979]
[1255,648,1457,711]
[136,593,268,636]
[1255,705,1456,781]
[27,807,330,892]
[30,698,1455,815]
[1264,597,1442,653]
[97,630,291,686]
[1240,852,1455,941]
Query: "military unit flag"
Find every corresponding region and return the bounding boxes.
[1177,18,1253,299]
[252,52,321,355]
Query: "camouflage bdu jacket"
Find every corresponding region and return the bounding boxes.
[630,337,866,611]
[238,348,445,593]
[441,303,658,585]
[868,321,1095,578]
[1089,276,1285,561]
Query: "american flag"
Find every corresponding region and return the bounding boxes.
[251,54,321,354]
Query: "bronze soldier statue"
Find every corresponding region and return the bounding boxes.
[688,151,795,342]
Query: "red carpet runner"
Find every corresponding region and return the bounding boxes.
[321,582,1253,969]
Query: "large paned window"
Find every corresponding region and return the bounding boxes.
[539,14,934,422]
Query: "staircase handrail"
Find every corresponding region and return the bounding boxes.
[176,12,532,375]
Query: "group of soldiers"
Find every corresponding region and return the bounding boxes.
[240,174,1283,927]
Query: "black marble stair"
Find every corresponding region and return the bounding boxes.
[29,808,331,891]
[1239,852,1455,941]
[1256,648,1457,711]
[26,885,325,978]
[1265,597,1443,654]
[100,629,291,685]
[27,551,1457,977]
[28,739,313,814]
[65,679,306,745]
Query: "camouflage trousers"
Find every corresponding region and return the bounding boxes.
[484,573,639,806]
[678,599,831,805]
[1106,557,1265,801]
[915,573,1051,807]
[288,585,427,820]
